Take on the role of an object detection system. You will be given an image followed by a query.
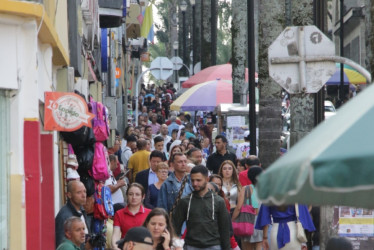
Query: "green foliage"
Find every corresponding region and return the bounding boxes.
[217,0,232,64]
[150,0,231,65]
[154,0,171,44]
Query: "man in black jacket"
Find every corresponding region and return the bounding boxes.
[135,150,164,194]
[55,180,91,248]
[173,165,231,249]
[207,135,237,174]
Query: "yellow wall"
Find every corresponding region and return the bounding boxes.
[53,0,69,58]
[10,175,26,250]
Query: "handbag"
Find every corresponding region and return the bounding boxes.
[295,203,308,243]
[232,185,256,237]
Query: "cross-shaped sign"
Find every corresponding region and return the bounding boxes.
[268,26,336,93]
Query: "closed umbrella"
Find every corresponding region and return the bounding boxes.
[182,64,258,88]
[170,79,233,111]
[257,84,374,208]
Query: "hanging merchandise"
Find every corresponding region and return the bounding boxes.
[94,182,114,220]
[75,145,95,173]
[89,99,110,142]
[80,174,96,197]
[90,142,110,181]
[61,125,96,147]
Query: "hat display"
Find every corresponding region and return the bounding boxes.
[66,168,80,181]
[116,227,153,249]
[66,154,79,168]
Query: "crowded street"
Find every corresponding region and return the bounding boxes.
[1,0,374,250]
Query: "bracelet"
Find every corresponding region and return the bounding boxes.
[263,237,268,239]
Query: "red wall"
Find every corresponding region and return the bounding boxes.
[40,134,55,250]
[24,120,42,250]
[24,121,55,249]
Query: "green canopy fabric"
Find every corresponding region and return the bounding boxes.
[257,84,374,208]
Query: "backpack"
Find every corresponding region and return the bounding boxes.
[89,142,110,181]
[90,101,109,142]
[93,182,114,220]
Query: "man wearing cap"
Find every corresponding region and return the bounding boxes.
[116,227,153,250]
[235,131,258,159]
[236,131,251,159]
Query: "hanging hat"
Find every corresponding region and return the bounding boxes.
[67,154,79,168]
[66,168,80,181]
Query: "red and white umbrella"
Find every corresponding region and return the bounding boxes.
[182,64,258,88]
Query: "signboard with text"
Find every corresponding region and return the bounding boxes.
[44,92,94,132]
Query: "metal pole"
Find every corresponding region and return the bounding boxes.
[248,0,256,156]
[314,0,325,126]
[192,4,196,74]
[174,49,178,84]
[339,0,344,104]
[135,68,151,126]
[182,11,187,76]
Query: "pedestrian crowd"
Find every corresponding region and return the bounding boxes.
[55,84,350,250]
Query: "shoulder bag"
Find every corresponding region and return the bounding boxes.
[232,185,256,237]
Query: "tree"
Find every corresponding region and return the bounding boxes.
[201,0,212,69]
[258,1,284,168]
[365,0,374,78]
[231,1,247,103]
[289,1,315,147]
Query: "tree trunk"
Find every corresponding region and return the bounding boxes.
[201,0,212,69]
[289,0,314,148]
[231,1,247,103]
[258,1,284,168]
[365,0,374,79]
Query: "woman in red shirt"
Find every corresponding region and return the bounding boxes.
[112,183,151,250]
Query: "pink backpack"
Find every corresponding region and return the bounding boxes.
[90,142,110,181]
[90,100,109,142]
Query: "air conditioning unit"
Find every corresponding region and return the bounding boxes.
[56,67,75,92]
[82,0,94,24]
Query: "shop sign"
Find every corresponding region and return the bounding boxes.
[44,92,94,131]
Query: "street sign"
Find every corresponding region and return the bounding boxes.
[115,67,121,78]
[150,57,174,80]
[170,56,183,70]
[268,26,336,93]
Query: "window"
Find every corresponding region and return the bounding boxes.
[0,90,10,249]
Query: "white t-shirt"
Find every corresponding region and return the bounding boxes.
[105,172,125,204]
[80,213,89,234]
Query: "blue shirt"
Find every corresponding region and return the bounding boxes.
[168,122,180,136]
[148,169,158,186]
[255,204,315,249]
[144,184,160,209]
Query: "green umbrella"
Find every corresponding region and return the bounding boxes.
[257,84,374,208]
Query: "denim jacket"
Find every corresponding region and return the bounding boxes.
[157,172,193,212]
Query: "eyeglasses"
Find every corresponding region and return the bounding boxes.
[158,170,169,174]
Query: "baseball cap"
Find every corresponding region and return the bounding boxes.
[116,227,153,249]
[243,130,250,139]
